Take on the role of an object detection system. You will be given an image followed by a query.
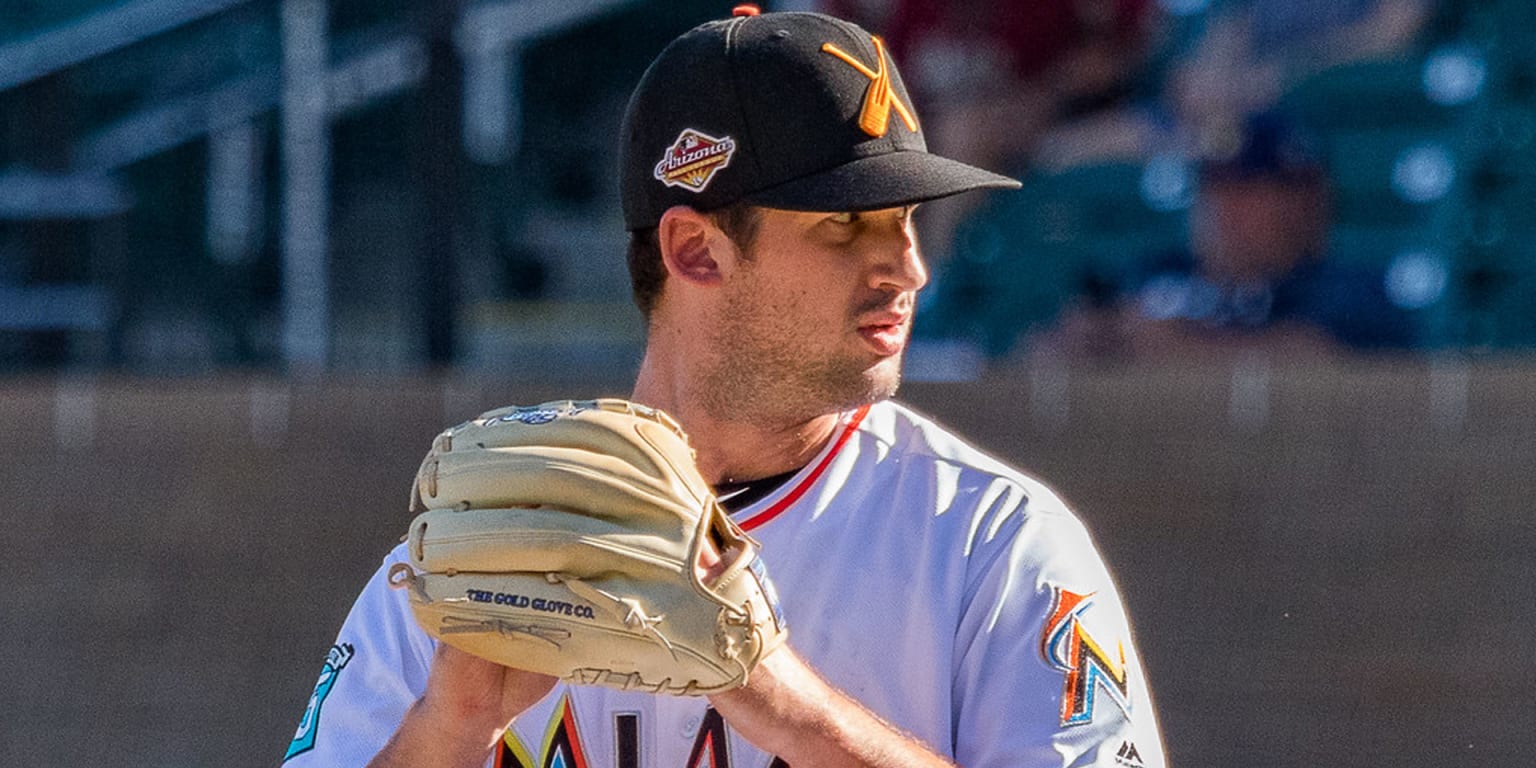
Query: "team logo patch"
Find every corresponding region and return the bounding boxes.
[653,129,737,192]
[508,408,564,425]
[284,643,355,762]
[1040,587,1132,727]
[484,403,589,427]
[748,555,787,632]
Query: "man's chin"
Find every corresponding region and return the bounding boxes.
[859,353,905,402]
[794,353,905,419]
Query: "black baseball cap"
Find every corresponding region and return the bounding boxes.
[620,7,1021,231]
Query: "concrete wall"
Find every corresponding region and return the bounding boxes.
[3,360,1531,766]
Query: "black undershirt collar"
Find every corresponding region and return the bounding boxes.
[713,467,803,514]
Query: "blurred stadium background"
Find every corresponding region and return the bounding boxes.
[2,0,1533,766]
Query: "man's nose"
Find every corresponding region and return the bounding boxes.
[870,218,928,293]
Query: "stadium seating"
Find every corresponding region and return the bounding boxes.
[927,25,1536,357]
[922,161,1186,357]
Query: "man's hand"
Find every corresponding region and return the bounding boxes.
[366,645,557,768]
[419,645,559,735]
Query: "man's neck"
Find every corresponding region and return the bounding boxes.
[632,354,842,485]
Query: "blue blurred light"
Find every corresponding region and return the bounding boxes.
[1140,153,1194,212]
[1422,45,1486,107]
[1385,249,1449,309]
[1392,143,1455,203]
[1157,0,1212,17]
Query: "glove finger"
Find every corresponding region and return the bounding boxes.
[408,507,691,577]
[424,447,703,522]
[453,400,694,477]
[427,400,711,502]
[458,409,676,473]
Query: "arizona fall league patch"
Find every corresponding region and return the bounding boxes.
[653,129,736,192]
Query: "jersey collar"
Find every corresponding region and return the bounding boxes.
[734,404,870,532]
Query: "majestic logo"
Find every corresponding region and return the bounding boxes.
[1040,588,1132,727]
[284,643,355,762]
[1116,740,1146,766]
[653,129,737,192]
[820,36,918,138]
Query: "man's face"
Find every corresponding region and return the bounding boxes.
[698,205,928,425]
[1195,177,1329,282]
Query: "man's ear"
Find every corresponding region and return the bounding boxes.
[657,206,729,285]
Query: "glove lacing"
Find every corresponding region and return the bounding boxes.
[547,572,680,661]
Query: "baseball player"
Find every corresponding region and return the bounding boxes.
[284,8,1165,768]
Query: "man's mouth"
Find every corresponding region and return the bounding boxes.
[857,313,910,356]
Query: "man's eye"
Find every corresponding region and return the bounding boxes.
[827,212,856,225]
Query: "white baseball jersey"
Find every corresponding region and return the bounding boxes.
[284,400,1165,768]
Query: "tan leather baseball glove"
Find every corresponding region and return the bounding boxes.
[388,399,787,695]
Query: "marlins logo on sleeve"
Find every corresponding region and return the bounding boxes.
[1040,587,1134,728]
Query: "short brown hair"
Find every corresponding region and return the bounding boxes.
[626,204,762,322]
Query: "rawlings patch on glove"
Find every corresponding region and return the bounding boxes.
[388,399,787,695]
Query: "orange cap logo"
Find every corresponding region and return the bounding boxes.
[821,36,918,138]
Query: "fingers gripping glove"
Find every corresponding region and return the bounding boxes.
[387,399,788,695]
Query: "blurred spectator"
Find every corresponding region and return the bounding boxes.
[1037,111,1417,361]
[844,0,1157,166]
[1169,0,1433,138]
[814,0,1165,262]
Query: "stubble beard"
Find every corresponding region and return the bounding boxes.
[698,305,903,428]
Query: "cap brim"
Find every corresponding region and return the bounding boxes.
[741,150,1020,212]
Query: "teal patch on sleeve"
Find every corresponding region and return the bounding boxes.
[284,643,355,762]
